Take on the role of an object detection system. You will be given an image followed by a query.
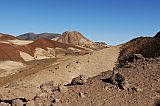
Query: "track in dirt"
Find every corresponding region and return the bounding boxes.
[0,59,58,87]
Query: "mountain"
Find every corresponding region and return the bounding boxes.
[154,31,160,38]
[57,31,95,48]
[17,31,108,50]
[17,32,61,40]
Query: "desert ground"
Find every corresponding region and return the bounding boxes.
[0,31,159,106]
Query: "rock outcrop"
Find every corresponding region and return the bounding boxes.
[57,31,95,48]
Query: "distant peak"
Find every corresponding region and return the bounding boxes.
[26,32,35,34]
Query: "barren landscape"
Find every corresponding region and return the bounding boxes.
[0,31,159,106]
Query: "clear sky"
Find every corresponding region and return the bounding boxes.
[0,0,160,45]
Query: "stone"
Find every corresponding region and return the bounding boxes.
[71,75,87,85]
[106,71,125,89]
[128,54,145,62]
[12,99,24,106]
[78,92,85,98]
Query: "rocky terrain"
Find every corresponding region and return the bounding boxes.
[0,31,159,106]
[118,33,160,67]
[52,56,160,106]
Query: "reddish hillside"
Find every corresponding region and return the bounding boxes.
[0,38,85,61]
[0,33,18,41]
[0,43,22,61]
[28,38,84,50]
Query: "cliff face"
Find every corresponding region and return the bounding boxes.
[57,31,95,48]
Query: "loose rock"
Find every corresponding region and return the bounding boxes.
[71,75,87,85]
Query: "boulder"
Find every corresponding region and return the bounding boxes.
[12,99,24,106]
[71,75,87,85]
[128,54,145,62]
[78,92,85,98]
[106,71,125,89]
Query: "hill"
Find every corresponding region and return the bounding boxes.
[0,34,87,61]
[57,31,96,48]
[0,33,18,41]
[17,33,61,40]
[118,34,160,67]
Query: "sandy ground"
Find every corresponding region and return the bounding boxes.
[8,39,33,45]
[0,61,24,70]
[20,51,34,61]
[0,46,120,99]
[34,48,56,60]
[0,61,24,77]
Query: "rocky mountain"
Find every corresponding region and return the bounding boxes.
[57,31,96,48]
[17,32,61,40]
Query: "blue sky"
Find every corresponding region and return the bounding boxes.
[0,0,160,45]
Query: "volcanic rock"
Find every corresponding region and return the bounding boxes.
[71,75,87,85]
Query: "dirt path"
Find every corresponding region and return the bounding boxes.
[0,59,57,87]
[0,46,120,99]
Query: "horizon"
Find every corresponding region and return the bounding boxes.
[0,0,160,45]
